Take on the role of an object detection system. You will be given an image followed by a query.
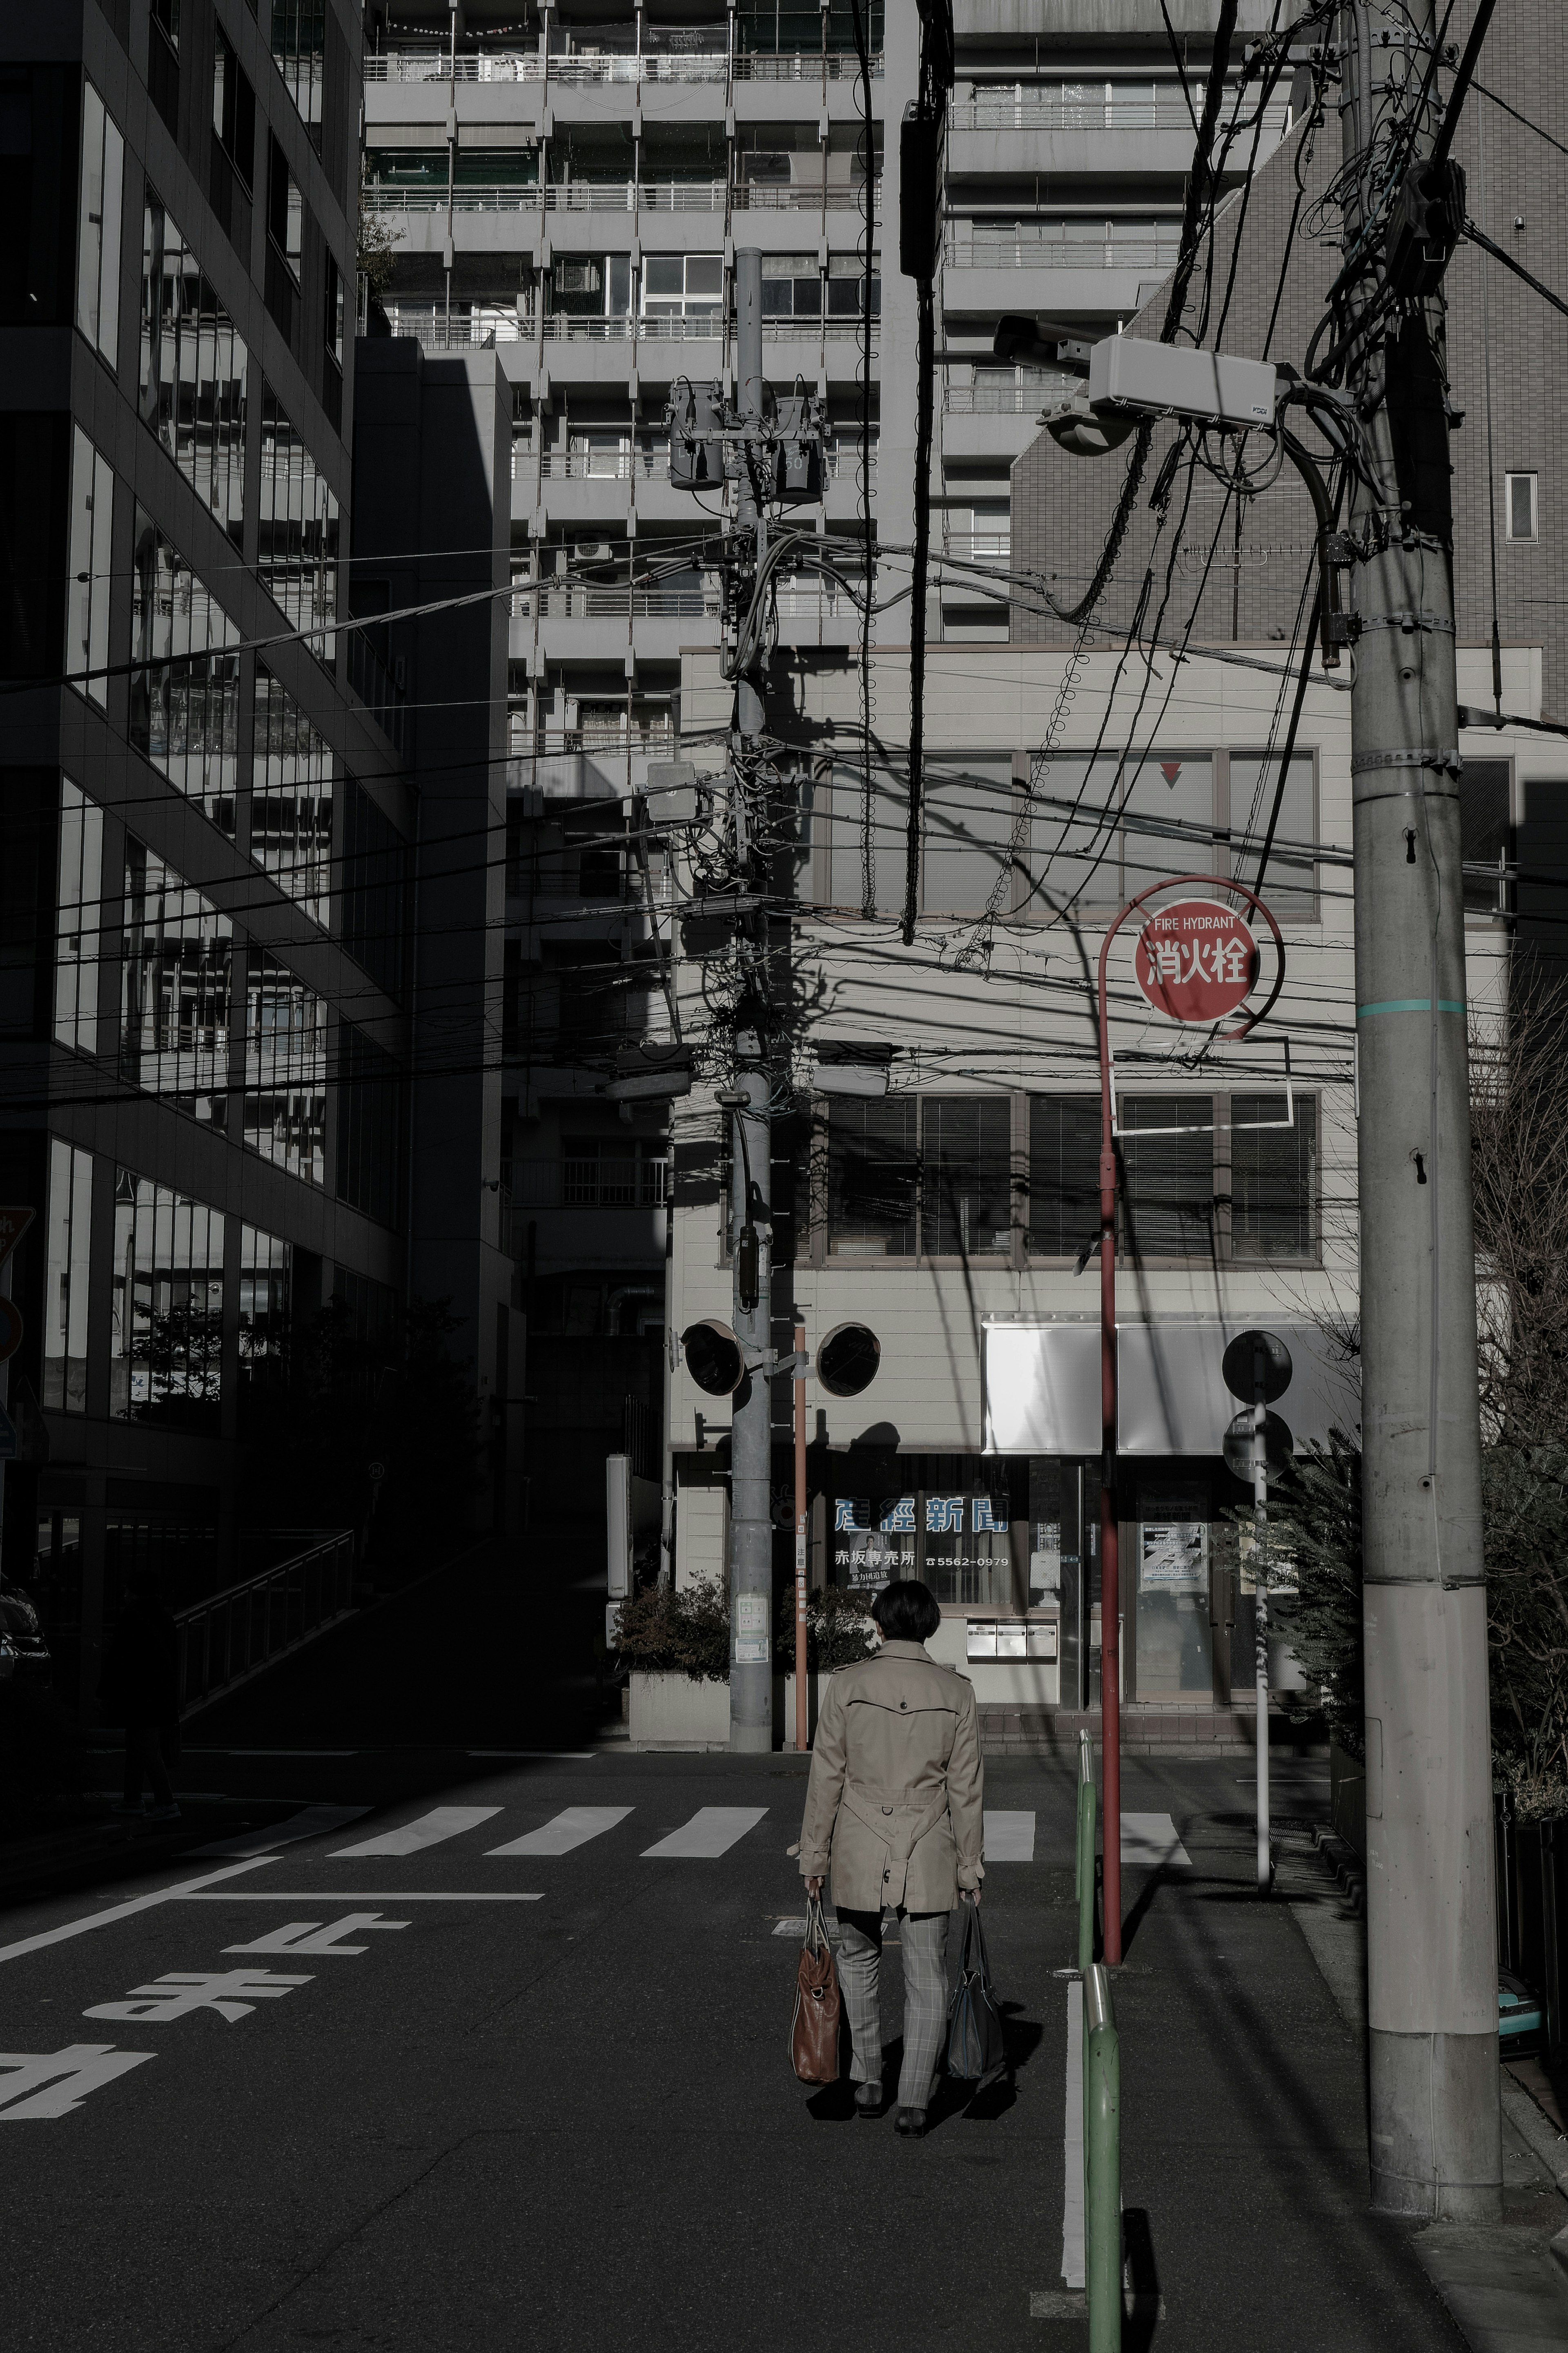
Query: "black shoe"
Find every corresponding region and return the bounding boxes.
[854,2082,884,2117]
[894,2107,927,2137]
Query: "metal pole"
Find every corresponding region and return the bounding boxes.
[727,247,773,1756]
[1338,0,1500,2219]
[794,1319,808,1754]
[1253,1389,1270,1894]
[1095,940,1123,1967]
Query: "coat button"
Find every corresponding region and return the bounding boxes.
[900,1699,907,1710]
[882,1805,892,1816]
[883,1870,890,1882]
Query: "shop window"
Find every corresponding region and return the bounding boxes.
[1231,1095,1317,1262]
[129,507,242,835]
[829,1458,1013,1606]
[244,954,327,1186]
[76,79,123,364]
[1118,1096,1215,1259]
[1506,471,1538,543]
[43,1137,92,1412]
[66,427,114,707]
[111,1166,224,1427]
[1459,760,1513,918]
[1133,1474,1212,1698]
[120,836,232,1124]
[1027,1095,1100,1260]
[139,187,249,543]
[258,385,340,658]
[253,667,333,926]
[54,776,102,1054]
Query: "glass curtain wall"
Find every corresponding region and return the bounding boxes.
[129,508,242,834]
[54,777,103,1054]
[243,953,327,1184]
[120,838,233,1125]
[42,1139,93,1412]
[258,386,339,660]
[111,1170,225,1427]
[139,187,249,542]
[252,667,333,925]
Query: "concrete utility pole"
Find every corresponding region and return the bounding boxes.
[726,248,774,1754]
[1339,1,1500,2219]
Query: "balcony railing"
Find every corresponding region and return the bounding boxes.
[382,306,534,348]
[535,584,722,620]
[175,1531,355,1716]
[944,229,1183,272]
[955,87,1292,141]
[508,1159,670,1217]
[944,375,1072,413]
[363,48,882,85]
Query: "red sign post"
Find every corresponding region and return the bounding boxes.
[1094,879,1283,1967]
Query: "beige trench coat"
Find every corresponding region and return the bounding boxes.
[797,1639,985,1912]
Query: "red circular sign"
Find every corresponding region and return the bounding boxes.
[1133,899,1259,1024]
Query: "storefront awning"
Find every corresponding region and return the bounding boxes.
[981,1319,1359,1457]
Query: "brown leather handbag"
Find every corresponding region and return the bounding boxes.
[790,1896,842,2084]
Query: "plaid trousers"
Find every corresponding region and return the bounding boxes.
[833,1906,951,2110]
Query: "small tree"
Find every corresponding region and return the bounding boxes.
[1252,1432,1364,1756]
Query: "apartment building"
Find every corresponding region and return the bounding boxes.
[0,0,417,1713]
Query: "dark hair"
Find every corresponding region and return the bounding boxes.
[871,1579,941,1644]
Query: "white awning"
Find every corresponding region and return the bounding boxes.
[982,1319,1359,1457]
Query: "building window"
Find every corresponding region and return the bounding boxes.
[209,24,256,255]
[258,385,340,660]
[1506,471,1538,543]
[238,1224,290,1423]
[825,1096,1011,1260]
[1460,759,1513,917]
[1231,1095,1317,1261]
[761,253,822,319]
[129,507,242,835]
[830,1458,1013,1606]
[111,1167,224,1428]
[244,953,327,1185]
[333,1265,398,1344]
[1228,752,1316,917]
[120,836,233,1125]
[148,0,180,135]
[827,251,881,320]
[1031,751,1216,913]
[252,666,333,926]
[76,79,124,365]
[921,756,1013,914]
[66,427,114,707]
[266,131,303,282]
[42,1138,92,1412]
[342,776,407,999]
[1118,1097,1215,1259]
[336,1022,402,1226]
[271,0,326,144]
[139,187,249,543]
[825,758,905,913]
[1027,1095,1100,1260]
[642,254,723,319]
[54,776,102,1055]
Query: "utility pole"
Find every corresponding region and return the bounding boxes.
[1338,0,1500,2219]
[725,247,773,1754]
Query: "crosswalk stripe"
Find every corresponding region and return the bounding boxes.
[330,1807,502,1858]
[641,1807,768,1859]
[1121,1812,1193,1868]
[486,1807,634,1857]
[193,1805,371,1859]
[984,1810,1036,1862]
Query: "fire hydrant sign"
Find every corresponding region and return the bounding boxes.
[1133,899,1257,1024]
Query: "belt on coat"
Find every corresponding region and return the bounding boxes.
[839,1785,953,1903]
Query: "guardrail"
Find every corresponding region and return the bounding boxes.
[1083,1962,1122,2352]
[362,49,883,84]
[174,1531,356,1716]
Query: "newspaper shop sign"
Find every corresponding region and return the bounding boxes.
[1133,899,1258,1024]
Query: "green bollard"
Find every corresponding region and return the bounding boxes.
[1076,1778,1096,1978]
[1085,1964,1122,2353]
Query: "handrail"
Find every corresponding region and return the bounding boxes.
[1084,1961,1122,2351]
[174,1530,356,1716]
[1076,1726,1097,1978]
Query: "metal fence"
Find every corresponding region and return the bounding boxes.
[363,49,882,85]
[174,1530,356,1716]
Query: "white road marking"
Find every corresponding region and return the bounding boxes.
[0,2045,156,2121]
[1063,1984,1085,2289]
[773,1917,807,1938]
[641,1807,768,1859]
[193,1805,371,1858]
[223,1914,411,1956]
[984,1809,1036,1862]
[330,1807,502,1858]
[85,1969,312,2024]
[1121,1813,1193,1868]
[486,1806,633,1857]
[466,1751,595,1760]
[0,1859,276,1968]
[176,1890,543,1902]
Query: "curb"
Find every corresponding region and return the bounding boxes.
[1310,1822,1365,1914]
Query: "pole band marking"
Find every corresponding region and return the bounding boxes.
[1356,997,1466,1017]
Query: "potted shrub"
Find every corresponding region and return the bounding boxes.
[777,1586,878,1748]
[614,1573,732,1747]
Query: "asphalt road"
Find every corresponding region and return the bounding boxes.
[0,1740,1477,2353]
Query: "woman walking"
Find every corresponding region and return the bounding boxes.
[797,1577,984,2135]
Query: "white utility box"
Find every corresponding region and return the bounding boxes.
[1086,335,1278,428]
